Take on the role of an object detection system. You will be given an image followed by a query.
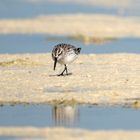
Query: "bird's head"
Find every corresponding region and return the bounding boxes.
[75,48,81,55]
[52,47,63,70]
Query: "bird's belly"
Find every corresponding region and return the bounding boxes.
[58,54,77,64]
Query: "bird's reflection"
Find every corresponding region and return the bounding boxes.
[52,105,79,127]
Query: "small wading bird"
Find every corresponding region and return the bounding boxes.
[52,43,81,76]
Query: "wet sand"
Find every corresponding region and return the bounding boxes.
[0,53,140,107]
[0,127,140,140]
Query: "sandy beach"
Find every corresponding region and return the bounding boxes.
[0,53,140,107]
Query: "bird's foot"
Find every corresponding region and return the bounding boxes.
[57,73,64,76]
[57,73,72,76]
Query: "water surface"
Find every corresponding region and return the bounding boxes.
[0,35,140,54]
[0,104,140,130]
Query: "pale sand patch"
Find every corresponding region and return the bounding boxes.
[0,14,140,39]
[0,127,140,140]
[0,53,140,106]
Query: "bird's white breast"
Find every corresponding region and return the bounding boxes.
[58,53,77,65]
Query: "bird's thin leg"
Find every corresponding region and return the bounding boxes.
[65,64,72,76]
[57,65,66,76]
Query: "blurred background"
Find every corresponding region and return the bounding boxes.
[0,0,140,54]
[1,0,140,18]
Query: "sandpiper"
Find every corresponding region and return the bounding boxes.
[52,43,81,76]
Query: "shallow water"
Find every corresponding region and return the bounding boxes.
[0,104,140,130]
[0,35,140,54]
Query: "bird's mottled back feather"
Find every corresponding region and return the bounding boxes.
[52,43,81,66]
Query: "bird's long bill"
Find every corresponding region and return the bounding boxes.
[53,57,57,70]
